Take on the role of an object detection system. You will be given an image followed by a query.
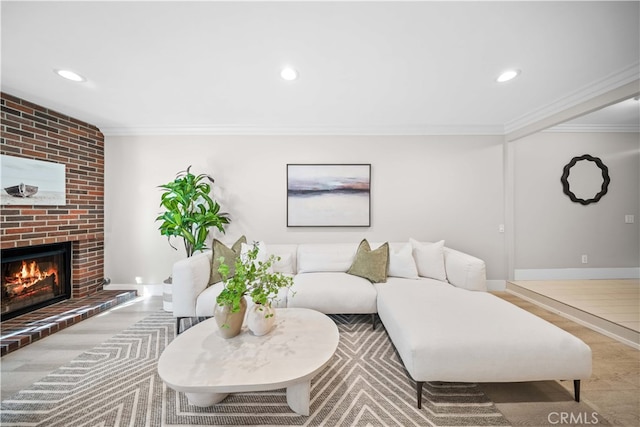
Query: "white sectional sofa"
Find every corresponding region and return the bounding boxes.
[171,239,592,408]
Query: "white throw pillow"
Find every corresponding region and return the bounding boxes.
[409,238,447,281]
[272,252,293,274]
[388,243,419,279]
[241,241,269,269]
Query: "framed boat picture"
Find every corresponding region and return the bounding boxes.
[287,164,371,227]
[1,155,66,206]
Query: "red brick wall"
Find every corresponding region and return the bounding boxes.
[1,92,105,298]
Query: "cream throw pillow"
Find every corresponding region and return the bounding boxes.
[272,253,294,274]
[388,243,419,279]
[409,238,447,281]
[241,240,267,263]
[240,241,271,271]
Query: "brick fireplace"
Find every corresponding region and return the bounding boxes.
[1,92,105,311]
[1,242,72,319]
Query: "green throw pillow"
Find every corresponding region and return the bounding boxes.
[208,236,247,286]
[347,239,389,283]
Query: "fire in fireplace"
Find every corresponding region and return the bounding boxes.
[1,243,71,320]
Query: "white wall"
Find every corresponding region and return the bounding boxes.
[513,131,640,277]
[104,134,506,284]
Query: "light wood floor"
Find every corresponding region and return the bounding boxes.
[508,279,639,349]
[487,291,640,427]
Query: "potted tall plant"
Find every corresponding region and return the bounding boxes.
[156,166,230,257]
[215,242,293,338]
[156,166,230,311]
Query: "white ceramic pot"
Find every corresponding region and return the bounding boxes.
[162,280,173,312]
[247,303,276,336]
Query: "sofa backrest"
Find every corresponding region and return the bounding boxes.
[443,247,486,291]
[247,240,485,291]
[296,243,360,273]
[291,241,486,291]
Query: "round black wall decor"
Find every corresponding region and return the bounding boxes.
[561,154,610,205]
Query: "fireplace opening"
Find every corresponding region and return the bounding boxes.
[1,243,71,320]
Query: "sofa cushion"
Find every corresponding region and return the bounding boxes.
[196,281,226,317]
[196,281,291,317]
[410,238,447,281]
[376,281,592,383]
[288,272,377,314]
[376,276,443,290]
[208,235,246,286]
[388,243,419,279]
[347,239,389,283]
[297,243,358,273]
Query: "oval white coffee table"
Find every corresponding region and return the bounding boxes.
[158,307,339,416]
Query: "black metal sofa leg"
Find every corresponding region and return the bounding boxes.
[176,317,183,335]
[416,381,424,409]
[574,380,581,402]
[371,314,377,330]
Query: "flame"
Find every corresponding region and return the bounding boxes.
[12,260,58,287]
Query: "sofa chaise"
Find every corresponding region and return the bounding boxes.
[171,238,592,408]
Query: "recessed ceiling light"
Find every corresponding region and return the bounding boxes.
[496,69,520,83]
[280,67,298,81]
[54,69,86,82]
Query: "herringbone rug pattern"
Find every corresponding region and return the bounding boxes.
[1,312,509,426]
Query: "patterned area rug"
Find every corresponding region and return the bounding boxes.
[1,312,509,426]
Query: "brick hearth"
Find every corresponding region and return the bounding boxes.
[0,290,137,356]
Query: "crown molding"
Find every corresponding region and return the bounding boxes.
[544,123,640,133]
[100,124,504,137]
[504,61,640,135]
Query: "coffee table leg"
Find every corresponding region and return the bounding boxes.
[185,392,228,407]
[286,380,311,416]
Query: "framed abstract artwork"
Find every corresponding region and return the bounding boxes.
[287,164,371,227]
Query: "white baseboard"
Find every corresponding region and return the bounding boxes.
[104,283,163,297]
[514,268,640,281]
[486,280,506,291]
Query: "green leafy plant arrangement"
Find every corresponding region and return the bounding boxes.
[216,242,294,320]
[156,166,230,257]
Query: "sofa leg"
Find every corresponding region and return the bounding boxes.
[574,380,580,402]
[371,314,377,330]
[416,381,424,409]
[176,317,183,335]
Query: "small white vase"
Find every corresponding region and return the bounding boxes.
[247,303,275,336]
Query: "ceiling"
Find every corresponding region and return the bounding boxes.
[2,1,639,136]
